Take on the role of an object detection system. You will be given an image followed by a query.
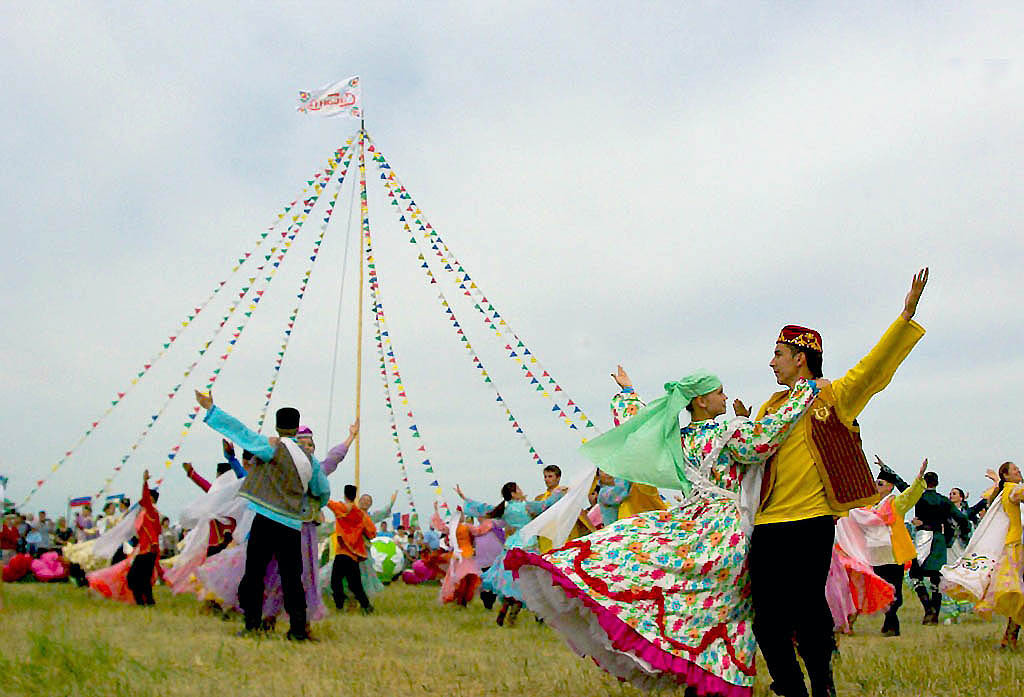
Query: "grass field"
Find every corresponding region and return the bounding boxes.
[1,580,1022,697]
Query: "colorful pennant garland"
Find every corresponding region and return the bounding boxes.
[254,141,356,431]
[92,144,351,499]
[366,134,599,444]
[358,132,447,518]
[21,151,349,507]
[379,162,545,464]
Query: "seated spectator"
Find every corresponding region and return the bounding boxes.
[1,513,19,562]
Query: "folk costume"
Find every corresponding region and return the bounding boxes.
[941,483,1024,634]
[750,320,923,697]
[201,405,329,639]
[186,464,243,557]
[836,465,925,636]
[909,487,969,623]
[507,373,820,694]
[164,469,247,597]
[462,488,564,625]
[88,482,162,605]
[440,515,495,606]
[326,498,376,612]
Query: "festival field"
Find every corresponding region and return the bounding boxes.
[1,582,1020,697]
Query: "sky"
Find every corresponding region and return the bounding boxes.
[1,3,1021,519]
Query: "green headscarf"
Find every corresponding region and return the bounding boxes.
[579,370,723,494]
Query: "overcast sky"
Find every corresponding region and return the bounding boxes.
[2,3,1021,519]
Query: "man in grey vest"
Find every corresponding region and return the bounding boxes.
[196,390,330,640]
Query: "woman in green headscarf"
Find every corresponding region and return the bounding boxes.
[507,369,827,695]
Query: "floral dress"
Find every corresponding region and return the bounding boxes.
[463,494,563,603]
[505,378,819,695]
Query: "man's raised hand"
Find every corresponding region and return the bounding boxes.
[902,268,929,321]
[195,389,213,410]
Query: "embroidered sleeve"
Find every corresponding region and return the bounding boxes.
[610,390,645,427]
[723,378,820,465]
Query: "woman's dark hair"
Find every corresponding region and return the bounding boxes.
[950,487,967,508]
[785,345,824,378]
[488,481,518,519]
[989,462,1016,504]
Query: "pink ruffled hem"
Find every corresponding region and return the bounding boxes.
[506,548,751,697]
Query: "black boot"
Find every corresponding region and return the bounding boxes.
[505,601,523,627]
[495,599,511,626]
[880,611,900,637]
[928,591,943,625]
[915,585,932,624]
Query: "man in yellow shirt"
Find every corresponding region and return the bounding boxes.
[749,269,929,697]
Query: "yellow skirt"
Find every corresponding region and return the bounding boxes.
[977,541,1024,625]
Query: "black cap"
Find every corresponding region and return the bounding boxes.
[276,407,300,431]
[877,464,910,493]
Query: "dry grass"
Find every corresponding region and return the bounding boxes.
[1,581,1022,697]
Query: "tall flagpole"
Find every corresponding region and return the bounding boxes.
[354,124,366,492]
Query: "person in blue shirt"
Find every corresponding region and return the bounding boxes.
[195,390,329,641]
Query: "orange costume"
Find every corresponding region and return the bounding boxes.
[327,500,376,560]
[440,519,488,605]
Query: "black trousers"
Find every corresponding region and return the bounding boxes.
[331,554,371,609]
[238,514,305,634]
[873,563,904,632]
[749,515,836,697]
[126,552,157,606]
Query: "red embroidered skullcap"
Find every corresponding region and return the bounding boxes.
[777,325,822,353]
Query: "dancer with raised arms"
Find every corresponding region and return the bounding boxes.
[749,269,929,697]
[507,368,825,694]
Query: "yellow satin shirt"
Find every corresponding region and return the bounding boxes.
[755,317,925,525]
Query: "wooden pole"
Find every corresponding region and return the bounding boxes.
[354,128,366,492]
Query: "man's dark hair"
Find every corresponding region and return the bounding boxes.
[784,344,824,378]
[542,465,561,477]
[242,450,254,462]
[150,489,160,504]
[216,462,232,476]
[344,484,358,501]
[923,471,939,488]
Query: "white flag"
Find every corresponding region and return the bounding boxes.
[296,76,362,119]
